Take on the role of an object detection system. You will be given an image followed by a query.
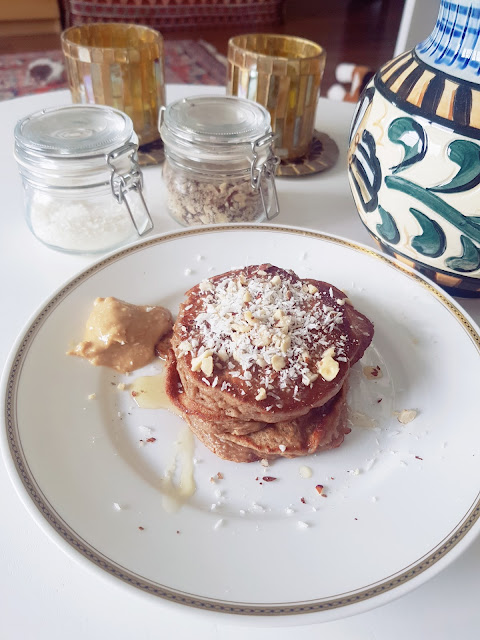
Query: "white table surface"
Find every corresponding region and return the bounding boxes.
[1,85,479,639]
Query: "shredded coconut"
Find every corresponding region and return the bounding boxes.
[176,266,349,400]
[29,189,136,252]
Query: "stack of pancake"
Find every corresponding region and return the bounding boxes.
[165,265,374,462]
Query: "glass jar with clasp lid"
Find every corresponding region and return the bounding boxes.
[14,104,153,254]
[159,95,279,226]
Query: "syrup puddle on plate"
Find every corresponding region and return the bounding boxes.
[130,371,181,414]
[161,425,196,513]
[130,371,195,512]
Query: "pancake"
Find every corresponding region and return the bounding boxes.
[185,382,350,463]
[166,264,373,462]
[165,349,267,435]
[170,264,373,423]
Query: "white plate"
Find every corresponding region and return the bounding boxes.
[2,225,480,624]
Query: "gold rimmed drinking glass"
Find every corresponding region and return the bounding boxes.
[227,34,326,161]
[61,23,165,145]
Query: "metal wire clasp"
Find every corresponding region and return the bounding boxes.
[251,133,280,220]
[107,142,153,236]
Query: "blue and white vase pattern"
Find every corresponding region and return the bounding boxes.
[348,0,480,295]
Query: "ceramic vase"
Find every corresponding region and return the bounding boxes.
[348,0,480,296]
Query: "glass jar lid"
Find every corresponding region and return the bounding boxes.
[162,95,271,145]
[14,104,134,158]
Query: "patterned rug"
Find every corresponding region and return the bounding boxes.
[0,39,227,101]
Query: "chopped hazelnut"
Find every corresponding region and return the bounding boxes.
[191,349,213,372]
[363,365,383,380]
[231,322,251,333]
[253,331,271,347]
[276,315,291,329]
[281,336,291,354]
[201,355,214,377]
[317,354,340,381]
[199,280,213,292]
[397,409,417,424]
[272,335,282,349]
[178,340,193,355]
[255,387,267,401]
[244,310,258,325]
[191,356,203,372]
[217,348,229,362]
[271,355,286,371]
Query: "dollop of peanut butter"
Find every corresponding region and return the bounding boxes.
[67,297,173,373]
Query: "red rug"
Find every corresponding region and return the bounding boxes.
[0,40,227,101]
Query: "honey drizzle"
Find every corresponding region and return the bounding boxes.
[130,372,195,512]
[130,372,181,415]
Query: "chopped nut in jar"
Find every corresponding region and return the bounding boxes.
[163,159,267,226]
[159,98,280,226]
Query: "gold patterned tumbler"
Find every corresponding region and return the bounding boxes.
[61,23,165,145]
[227,34,326,161]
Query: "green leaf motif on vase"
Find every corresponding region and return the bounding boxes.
[374,109,480,274]
[445,235,480,272]
[388,117,427,174]
[429,140,480,194]
[376,205,400,244]
[409,208,446,258]
[385,176,480,245]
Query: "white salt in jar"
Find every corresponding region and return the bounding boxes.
[14,104,153,254]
